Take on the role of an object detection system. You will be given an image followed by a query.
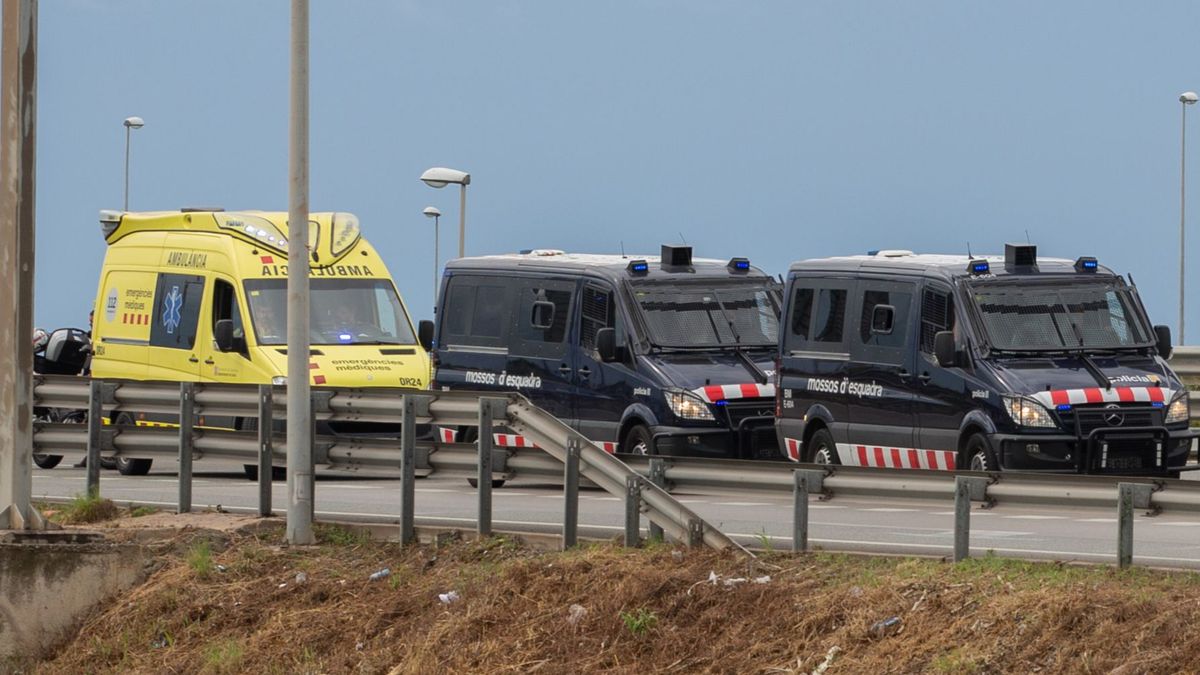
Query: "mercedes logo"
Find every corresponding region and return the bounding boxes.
[1104,403,1124,427]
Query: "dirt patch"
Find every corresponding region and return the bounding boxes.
[22,514,1200,674]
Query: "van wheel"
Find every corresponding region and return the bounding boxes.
[243,464,287,481]
[467,478,507,489]
[33,453,63,469]
[807,428,840,465]
[456,428,506,488]
[622,425,653,456]
[112,412,152,475]
[965,433,996,472]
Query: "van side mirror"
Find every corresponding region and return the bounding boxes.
[596,327,617,362]
[1154,324,1172,360]
[418,320,435,351]
[870,305,895,335]
[934,331,958,368]
[214,319,236,352]
[531,300,555,329]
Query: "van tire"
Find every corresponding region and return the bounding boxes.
[467,478,507,489]
[964,433,996,472]
[112,412,152,475]
[456,428,507,488]
[243,464,287,481]
[807,428,840,465]
[33,453,62,469]
[622,425,653,456]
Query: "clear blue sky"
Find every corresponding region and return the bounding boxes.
[18,1,1200,337]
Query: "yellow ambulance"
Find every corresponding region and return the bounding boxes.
[90,208,432,474]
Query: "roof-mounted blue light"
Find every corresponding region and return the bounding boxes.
[728,257,750,272]
[1075,256,1098,272]
[627,259,649,275]
[968,260,990,275]
[338,333,353,343]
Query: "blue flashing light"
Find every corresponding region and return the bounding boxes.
[1056,403,1072,411]
[338,333,353,343]
[1075,256,1098,272]
[727,257,751,272]
[1153,401,1165,408]
[627,259,649,274]
[968,260,990,275]
[714,400,728,406]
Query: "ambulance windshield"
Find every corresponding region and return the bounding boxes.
[970,280,1153,352]
[632,279,780,348]
[244,279,416,346]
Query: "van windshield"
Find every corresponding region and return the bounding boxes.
[631,280,780,348]
[969,280,1153,352]
[244,279,417,346]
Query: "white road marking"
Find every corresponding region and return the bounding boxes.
[1150,521,1200,527]
[1003,515,1068,520]
[717,502,772,507]
[1078,518,1118,523]
[863,507,918,512]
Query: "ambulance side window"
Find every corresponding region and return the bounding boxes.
[149,273,205,350]
[212,279,247,354]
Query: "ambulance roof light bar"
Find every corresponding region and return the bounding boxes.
[99,209,122,239]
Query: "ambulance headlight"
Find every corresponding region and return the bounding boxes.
[272,376,287,386]
[1166,394,1190,424]
[1002,396,1057,428]
[666,390,714,421]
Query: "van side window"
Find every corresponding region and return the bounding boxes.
[513,280,573,357]
[859,288,911,348]
[442,276,515,348]
[580,285,615,352]
[149,273,205,350]
[212,279,245,344]
[920,288,955,354]
[789,287,815,341]
[813,289,847,343]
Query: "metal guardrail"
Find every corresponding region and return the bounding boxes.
[1168,347,1200,415]
[32,375,743,555]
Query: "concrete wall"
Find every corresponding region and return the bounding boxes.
[0,540,148,660]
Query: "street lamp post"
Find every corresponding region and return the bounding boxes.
[1181,91,1197,344]
[122,116,144,212]
[420,167,470,258]
[423,206,441,309]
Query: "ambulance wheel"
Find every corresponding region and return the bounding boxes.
[965,433,996,472]
[112,412,152,475]
[807,428,839,465]
[33,453,62,469]
[622,424,653,456]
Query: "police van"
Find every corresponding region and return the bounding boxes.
[90,208,433,474]
[433,246,782,459]
[776,245,1197,475]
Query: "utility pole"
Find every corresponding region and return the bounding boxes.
[0,0,46,530]
[286,0,314,544]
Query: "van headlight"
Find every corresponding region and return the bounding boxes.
[272,376,288,386]
[1166,394,1190,424]
[666,390,714,421]
[1002,396,1057,428]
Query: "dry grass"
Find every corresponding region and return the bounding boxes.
[30,525,1200,674]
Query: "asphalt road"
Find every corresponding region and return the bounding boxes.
[28,457,1200,570]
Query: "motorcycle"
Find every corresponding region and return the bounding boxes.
[32,327,91,469]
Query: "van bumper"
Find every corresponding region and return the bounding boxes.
[651,423,780,460]
[991,426,1198,474]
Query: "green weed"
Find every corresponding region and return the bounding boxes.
[187,540,215,577]
[202,639,245,674]
[619,607,658,637]
[55,492,119,524]
[315,523,371,547]
[130,505,157,518]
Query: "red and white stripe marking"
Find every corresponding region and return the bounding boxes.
[434,426,616,454]
[1029,386,1171,408]
[842,444,957,471]
[691,383,776,403]
[783,437,802,461]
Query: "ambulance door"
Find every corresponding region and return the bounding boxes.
[146,272,206,381]
[197,277,250,383]
[92,270,154,379]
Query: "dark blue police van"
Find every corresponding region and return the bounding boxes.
[433,245,782,459]
[776,244,1197,475]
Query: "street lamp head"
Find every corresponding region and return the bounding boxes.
[1182,92,1199,105]
[420,166,470,188]
[423,206,441,218]
[123,116,145,129]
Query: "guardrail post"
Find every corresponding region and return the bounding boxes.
[398,394,421,545]
[624,475,642,548]
[792,469,824,553]
[477,397,507,538]
[85,380,103,498]
[177,383,194,514]
[1118,482,1135,569]
[647,457,666,542]
[954,476,971,562]
[257,385,273,517]
[563,437,581,550]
